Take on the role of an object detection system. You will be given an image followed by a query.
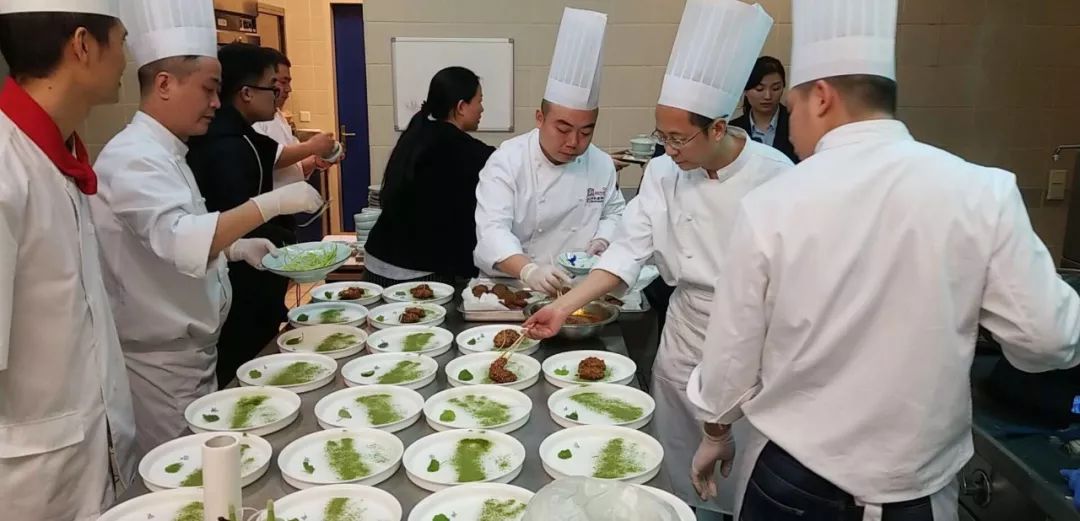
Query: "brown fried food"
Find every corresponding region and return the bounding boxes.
[488,357,518,383]
[410,283,435,299]
[577,356,607,381]
[499,296,527,309]
[493,329,522,350]
[565,311,603,325]
[400,306,427,323]
[492,283,510,294]
[471,285,490,298]
[514,290,532,300]
[337,287,365,300]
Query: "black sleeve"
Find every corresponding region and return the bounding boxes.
[188,138,260,213]
[246,132,283,193]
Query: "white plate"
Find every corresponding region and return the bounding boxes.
[403,429,526,492]
[423,385,532,433]
[314,385,424,433]
[408,483,534,521]
[382,281,455,305]
[139,432,272,491]
[311,281,384,306]
[542,350,637,388]
[456,325,540,356]
[237,353,337,393]
[278,428,404,489]
[254,484,402,521]
[445,352,541,391]
[277,324,368,360]
[539,425,663,484]
[635,484,695,521]
[341,353,438,389]
[98,487,204,521]
[185,386,301,436]
[368,302,446,329]
[288,301,370,328]
[547,383,655,430]
[366,325,454,357]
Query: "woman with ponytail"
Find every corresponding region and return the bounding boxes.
[363,66,494,286]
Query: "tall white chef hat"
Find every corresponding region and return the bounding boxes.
[123,0,217,69]
[790,0,898,88]
[543,7,607,111]
[658,0,773,120]
[0,0,118,17]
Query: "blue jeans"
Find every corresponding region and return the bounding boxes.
[740,443,934,521]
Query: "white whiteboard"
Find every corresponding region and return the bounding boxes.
[391,37,515,132]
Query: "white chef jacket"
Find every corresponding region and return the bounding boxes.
[253,109,304,188]
[688,120,1080,506]
[0,112,137,520]
[474,128,626,275]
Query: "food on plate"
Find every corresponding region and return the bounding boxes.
[569,392,644,422]
[499,294,528,309]
[324,437,370,480]
[303,458,315,474]
[603,295,624,306]
[452,438,494,482]
[427,458,441,472]
[478,499,527,521]
[488,357,518,384]
[319,308,346,324]
[566,411,579,421]
[355,393,404,426]
[410,283,435,299]
[471,284,490,298]
[592,437,646,479]
[337,286,366,300]
[324,497,365,521]
[296,313,310,322]
[457,369,475,382]
[316,332,357,352]
[558,449,573,460]
[376,360,425,385]
[514,290,531,300]
[439,409,457,422]
[267,361,323,386]
[403,332,435,352]
[280,247,338,271]
[491,283,511,296]
[230,394,272,428]
[449,395,512,427]
[565,308,604,325]
[174,501,203,521]
[577,357,607,381]
[492,329,521,350]
[400,306,428,324]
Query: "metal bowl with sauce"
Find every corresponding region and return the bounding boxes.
[524,300,620,340]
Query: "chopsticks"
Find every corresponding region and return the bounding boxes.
[497,327,532,361]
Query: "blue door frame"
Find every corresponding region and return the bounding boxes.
[332,3,371,232]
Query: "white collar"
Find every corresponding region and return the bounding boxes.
[529,128,583,170]
[132,111,188,158]
[814,119,912,155]
[748,108,779,132]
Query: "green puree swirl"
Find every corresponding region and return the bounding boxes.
[324,497,365,521]
[452,438,493,482]
[448,395,511,427]
[230,394,271,428]
[376,360,424,384]
[592,437,645,479]
[173,501,203,521]
[568,392,643,422]
[478,498,527,521]
[325,438,371,480]
[355,394,404,425]
[267,361,322,385]
[403,332,435,352]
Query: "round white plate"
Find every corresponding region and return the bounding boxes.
[254,484,402,521]
[288,301,370,328]
[341,353,438,389]
[542,350,637,388]
[368,302,447,329]
[635,484,695,521]
[314,385,424,433]
[139,432,271,491]
[403,429,526,492]
[408,483,534,521]
[278,428,404,489]
[445,352,541,391]
[539,425,663,484]
[311,281,384,306]
[423,385,532,433]
[547,383,655,430]
[366,325,454,357]
[456,325,540,356]
[237,353,337,393]
[98,487,204,521]
[382,281,455,306]
[185,386,301,436]
[277,324,367,359]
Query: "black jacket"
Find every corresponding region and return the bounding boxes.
[730,103,799,164]
[364,120,495,278]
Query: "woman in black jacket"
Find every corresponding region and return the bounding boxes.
[730,56,799,163]
[363,66,495,286]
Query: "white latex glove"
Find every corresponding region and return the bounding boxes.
[691,424,735,501]
[585,238,609,256]
[225,238,279,270]
[251,182,324,221]
[520,262,571,296]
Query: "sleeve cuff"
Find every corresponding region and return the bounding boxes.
[474,235,524,272]
[172,212,220,278]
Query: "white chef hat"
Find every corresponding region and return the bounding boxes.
[543,7,607,111]
[790,0,898,87]
[658,0,773,120]
[123,0,217,69]
[0,0,118,16]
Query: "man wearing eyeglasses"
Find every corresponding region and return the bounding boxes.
[524,1,789,517]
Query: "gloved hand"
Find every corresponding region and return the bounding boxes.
[1061,468,1080,511]
[691,424,735,501]
[586,238,609,256]
[226,238,279,270]
[251,182,324,221]
[520,262,571,296]
[305,131,337,158]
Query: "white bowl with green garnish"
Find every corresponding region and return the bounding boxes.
[367,302,446,329]
[538,425,664,484]
[310,281,384,306]
[407,483,534,521]
[541,350,637,388]
[277,428,404,490]
[262,241,352,283]
[276,324,367,359]
[445,352,542,391]
[288,301,369,328]
[184,386,301,436]
[252,484,402,521]
[365,325,454,357]
[313,385,425,433]
[237,353,337,393]
[547,383,655,430]
[382,281,455,306]
[98,486,204,521]
[423,385,532,434]
[402,429,526,492]
[139,431,272,492]
[341,353,437,390]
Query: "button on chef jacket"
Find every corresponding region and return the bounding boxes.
[688,120,1080,508]
[474,128,626,274]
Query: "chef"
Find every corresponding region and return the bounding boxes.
[473,7,625,295]
[687,1,1080,520]
[91,0,325,455]
[524,1,783,518]
[0,0,137,518]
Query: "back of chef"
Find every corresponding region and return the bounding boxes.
[474,7,625,295]
[0,0,138,518]
[687,1,1080,520]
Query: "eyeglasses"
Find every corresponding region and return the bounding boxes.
[651,128,703,149]
[244,84,280,98]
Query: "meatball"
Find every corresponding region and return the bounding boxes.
[471,285,490,298]
[514,290,532,300]
[410,283,435,299]
[337,287,365,300]
[577,356,607,381]
[499,296,527,310]
[400,307,427,324]
[493,329,522,350]
[488,357,518,384]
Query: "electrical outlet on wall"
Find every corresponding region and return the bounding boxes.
[1048,169,1068,201]
[299,111,312,123]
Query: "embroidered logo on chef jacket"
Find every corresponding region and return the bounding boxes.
[586,187,606,204]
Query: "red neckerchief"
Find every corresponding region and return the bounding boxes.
[0,77,97,194]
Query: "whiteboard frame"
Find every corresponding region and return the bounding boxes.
[390,36,515,132]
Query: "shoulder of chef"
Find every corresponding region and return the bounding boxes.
[96,115,186,175]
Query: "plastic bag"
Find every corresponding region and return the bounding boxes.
[522,477,680,521]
